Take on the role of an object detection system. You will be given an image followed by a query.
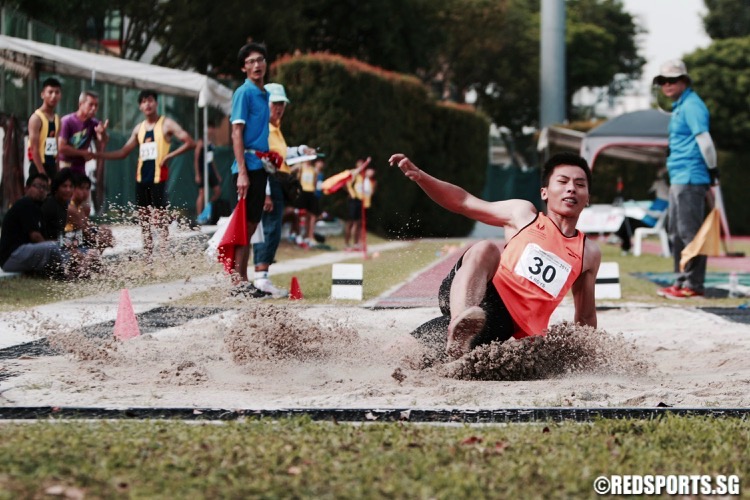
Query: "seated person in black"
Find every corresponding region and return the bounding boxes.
[41,168,75,242]
[613,170,669,253]
[42,170,103,277]
[66,173,114,252]
[0,173,62,276]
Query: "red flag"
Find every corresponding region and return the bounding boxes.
[217,200,248,274]
[322,170,354,195]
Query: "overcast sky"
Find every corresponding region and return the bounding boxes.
[621,0,712,91]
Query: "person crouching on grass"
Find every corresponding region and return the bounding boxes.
[389,152,600,359]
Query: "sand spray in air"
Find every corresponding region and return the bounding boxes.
[439,322,650,381]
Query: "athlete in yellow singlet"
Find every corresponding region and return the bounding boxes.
[27,77,62,180]
[97,90,194,257]
[343,157,372,249]
[389,151,601,359]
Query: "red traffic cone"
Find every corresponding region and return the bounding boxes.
[289,276,303,300]
[114,289,141,340]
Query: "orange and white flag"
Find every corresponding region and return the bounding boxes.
[680,208,721,271]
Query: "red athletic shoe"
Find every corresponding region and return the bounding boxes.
[660,286,704,299]
[656,285,680,298]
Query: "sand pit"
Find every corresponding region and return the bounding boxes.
[2,301,750,409]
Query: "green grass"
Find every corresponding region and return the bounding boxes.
[0,416,746,498]
[272,239,453,303]
[0,248,217,313]
[3,233,748,312]
[599,237,750,306]
[176,238,459,306]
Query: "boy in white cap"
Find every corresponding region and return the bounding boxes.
[653,59,718,299]
[253,82,316,297]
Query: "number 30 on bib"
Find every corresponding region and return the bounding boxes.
[514,243,572,297]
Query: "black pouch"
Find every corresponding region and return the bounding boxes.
[276,171,302,205]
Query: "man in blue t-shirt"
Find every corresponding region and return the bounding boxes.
[228,42,272,297]
[653,59,719,299]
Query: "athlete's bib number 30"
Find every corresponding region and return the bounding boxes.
[514,243,572,297]
[140,142,158,161]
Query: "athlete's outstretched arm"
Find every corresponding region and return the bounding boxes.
[389,153,535,229]
[96,125,139,160]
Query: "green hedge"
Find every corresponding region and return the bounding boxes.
[271,54,489,237]
[716,150,750,235]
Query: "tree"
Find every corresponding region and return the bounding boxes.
[685,37,750,151]
[428,0,643,156]
[11,0,644,148]
[116,0,169,62]
[7,0,108,42]
[566,0,645,118]
[703,0,750,39]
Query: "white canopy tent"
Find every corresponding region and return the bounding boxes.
[0,35,232,112]
[578,108,737,254]
[579,109,670,168]
[0,34,234,206]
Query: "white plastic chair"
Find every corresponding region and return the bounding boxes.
[632,210,670,257]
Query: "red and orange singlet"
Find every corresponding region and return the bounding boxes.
[492,212,586,339]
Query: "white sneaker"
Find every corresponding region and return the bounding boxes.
[254,278,289,298]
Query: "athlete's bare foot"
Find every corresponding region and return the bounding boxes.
[446,306,486,358]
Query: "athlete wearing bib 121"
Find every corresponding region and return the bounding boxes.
[493,212,585,338]
[27,110,60,179]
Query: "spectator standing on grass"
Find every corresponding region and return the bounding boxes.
[289,158,323,248]
[343,157,372,250]
[0,174,63,276]
[96,90,195,258]
[252,82,316,297]
[27,77,62,180]
[194,122,223,223]
[58,90,109,175]
[359,166,376,244]
[314,158,325,199]
[653,60,718,299]
[226,42,275,297]
[390,152,600,359]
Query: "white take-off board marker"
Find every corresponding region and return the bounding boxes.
[595,261,621,299]
[331,263,363,300]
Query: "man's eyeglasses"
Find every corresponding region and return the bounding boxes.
[31,183,49,191]
[656,76,682,86]
[245,56,266,66]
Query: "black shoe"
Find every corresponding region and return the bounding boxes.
[231,282,272,298]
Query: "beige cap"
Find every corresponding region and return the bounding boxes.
[653,59,690,85]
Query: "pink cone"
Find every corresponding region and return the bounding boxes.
[114,289,141,340]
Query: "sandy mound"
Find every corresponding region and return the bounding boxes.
[224,304,362,364]
[440,322,649,381]
[47,331,118,361]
